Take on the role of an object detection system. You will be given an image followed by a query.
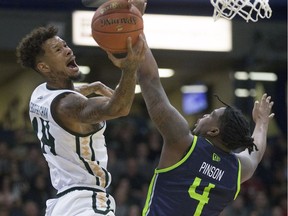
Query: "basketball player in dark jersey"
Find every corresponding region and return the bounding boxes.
[138,47,274,216]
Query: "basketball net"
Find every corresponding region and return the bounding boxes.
[210,0,272,22]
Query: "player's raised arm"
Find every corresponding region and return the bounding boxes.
[137,47,193,167]
[236,93,274,183]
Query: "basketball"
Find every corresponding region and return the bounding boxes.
[91,0,143,53]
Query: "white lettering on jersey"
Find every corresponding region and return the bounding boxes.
[199,162,225,181]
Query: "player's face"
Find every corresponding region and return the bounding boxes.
[39,36,80,80]
[192,107,225,136]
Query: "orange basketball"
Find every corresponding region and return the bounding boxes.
[91,0,143,53]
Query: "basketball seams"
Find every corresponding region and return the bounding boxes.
[91,0,143,53]
[93,10,142,19]
[92,30,143,53]
[92,29,143,34]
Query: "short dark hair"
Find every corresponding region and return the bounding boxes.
[16,26,58,71]
[219,106,257,154]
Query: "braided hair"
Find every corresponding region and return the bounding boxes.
[16,26,58,71]
[214,95,258,154]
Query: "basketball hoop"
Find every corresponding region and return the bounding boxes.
[210,0,272,22]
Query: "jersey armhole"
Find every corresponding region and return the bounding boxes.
[51,92,77,132]
[156,136,198,173]
[233,158,241,200]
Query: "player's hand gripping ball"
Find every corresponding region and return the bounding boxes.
[91,0,144,53]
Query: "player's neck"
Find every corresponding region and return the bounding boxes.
[46,81,74,91]
[207,137,231,153]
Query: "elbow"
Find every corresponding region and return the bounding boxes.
[104,97,133,118]
[118,107,130,117]
[241,162,258,183]
[242,170,255,183]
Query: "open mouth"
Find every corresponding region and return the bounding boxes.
[67,58,78,70]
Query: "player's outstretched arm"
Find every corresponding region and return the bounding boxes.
[137,47,193,167]
[236,93,274,183]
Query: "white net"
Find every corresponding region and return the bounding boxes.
[210,0,272,22]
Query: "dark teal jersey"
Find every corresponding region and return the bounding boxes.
[143,136,241,216]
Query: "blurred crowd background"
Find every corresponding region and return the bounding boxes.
[0,110,286,216]
[0,0,286,215]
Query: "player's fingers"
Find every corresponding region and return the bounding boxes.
[269,113,275,119]
[127,0,133,9]
[99,82,114,93]
[261,93,267,104]
[254,100,260,110]
[96,86,114,97]
[269,101,274,109]
[127,0,133,7]
[140,41,147,60]
[106,51,114,61]
[126,36,133,54]
[252,100,259,121]
[266,95,271,103]
[136,34,146,55]
[107,51,118,63]
[126,34,144,59]
[106,51,122,68]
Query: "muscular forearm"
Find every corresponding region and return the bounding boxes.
[137,48,159,84]
[138,48,169,124]
[109,70,137,116]
[237,94,273,183]
[138,49,191,145]
[237,121,269,182]
[251,122,269,163]
[250,94,274,164]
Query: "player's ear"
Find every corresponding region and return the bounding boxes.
[207,127,220,137]
[36,62,50,74]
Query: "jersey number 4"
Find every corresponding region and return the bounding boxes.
[188,177,215,216]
